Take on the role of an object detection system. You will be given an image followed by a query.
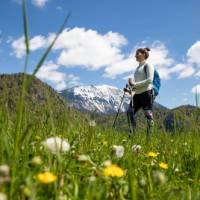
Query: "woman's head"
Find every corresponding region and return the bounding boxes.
[135,47,150,62]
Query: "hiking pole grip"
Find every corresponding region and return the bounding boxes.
[112,91,126,129]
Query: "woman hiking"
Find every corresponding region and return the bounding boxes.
[124,47,155,139]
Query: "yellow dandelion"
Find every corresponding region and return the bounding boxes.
[31,156,42,166]
[37,172,57,184]
[103,164,125,177]
[159,162,168,170]
[35,135,41,141]
[147,151,158,158]
[102,140,108,146]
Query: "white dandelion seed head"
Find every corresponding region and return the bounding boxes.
[89,176,96,182]
[174,168,179,172]
[153,171,167,185]
[139,177,147,187]
[103,160,112,167]
[31,156,42,166]
[0,193,7,200]
[112,145,124,158]
[89,120,96,127]
[76,154,91,162]
[132,144,142,153]
[0,165,10,177]
[42,137,70,154]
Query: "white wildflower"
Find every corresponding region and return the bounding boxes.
[31,156,42,166]
[151,160,156,166]
[132,144,141,153]
[112,145,124,158]
[103,160,112,167]
[89,176,96,182]
[42,137,70,154]
[174,168,179,172]
[76,154,96,166]
[153,171,167,185]
[0,165,10,184]
[89,120,96,127]
[0,165,10,177]
[76,154,91,162]
[0,193,7,200]
[57,192,67,200]
[139,177,147,187]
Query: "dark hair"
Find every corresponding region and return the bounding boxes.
[136,47,151,59]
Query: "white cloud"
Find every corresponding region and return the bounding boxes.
[11,36,25,58]
[168,63,196,79]
[104,41,175,79]
[104,55,136,78]
[11,27,131,77]
[13,0,49,7]
[195,71,200,77]
[157,67,171,80]
[169,64,187,74]
[31,0,48,8]
[12,27,200,81]
[11,28,127,71]
[119,41,175,80]
[187,41,200,66]
[146,41,174,68]
[178,66,195,79]
[30,35,47,50]
[191,84,200,94]
[167,40,200,79]
[11,35,47,58]
[36,61,80,91]
[55,28,127,71]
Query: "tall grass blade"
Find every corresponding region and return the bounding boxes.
[11,1,31,197]
[26,12,71,89]
[14,0,30,149]
[22,0,30,56]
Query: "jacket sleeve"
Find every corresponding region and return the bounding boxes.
[134,64,154,89]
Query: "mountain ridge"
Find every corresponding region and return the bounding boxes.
[0,73,88,131]
[0,73,199,132]
[60,84,168,114]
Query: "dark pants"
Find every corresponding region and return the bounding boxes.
[127,89,154,135]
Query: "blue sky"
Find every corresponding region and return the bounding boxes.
[0,0,200,108]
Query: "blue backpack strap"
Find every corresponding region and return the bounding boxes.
[153,70,160,96]
[144,64,160,96]
[144,64,148,79]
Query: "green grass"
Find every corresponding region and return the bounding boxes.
[0,1,200,199]
[1,118,200,199]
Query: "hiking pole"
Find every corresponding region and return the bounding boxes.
[126,86,135,133]
[112,86,127,129]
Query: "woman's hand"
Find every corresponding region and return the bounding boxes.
[128,78,135,86]
[123,87,130,93]
[123,86,132,95]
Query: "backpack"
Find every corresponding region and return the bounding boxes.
[144,64,161,96]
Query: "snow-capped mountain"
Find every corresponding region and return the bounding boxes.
[60,85,167,114]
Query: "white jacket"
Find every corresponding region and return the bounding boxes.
[134,62,154,94]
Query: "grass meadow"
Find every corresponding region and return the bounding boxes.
[1,115,200,199]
